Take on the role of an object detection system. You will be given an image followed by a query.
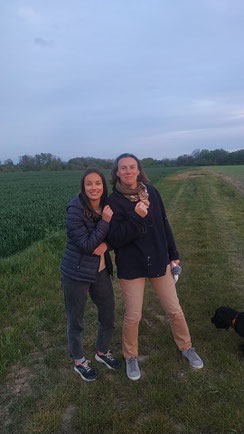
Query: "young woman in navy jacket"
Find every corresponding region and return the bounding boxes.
[60,168,120,381]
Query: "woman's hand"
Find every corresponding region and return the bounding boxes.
[102,205,113,222]
[170,260,180,267]
[135,201,148,218]
[92,242,108,256]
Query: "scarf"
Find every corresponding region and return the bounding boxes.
[115,181,150,207]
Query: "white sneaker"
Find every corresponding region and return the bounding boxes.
[126,357,141,380]
[182,347,204,369]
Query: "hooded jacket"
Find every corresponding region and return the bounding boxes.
[60,194,112,282]
[106,184,179,279]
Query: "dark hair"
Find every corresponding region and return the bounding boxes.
[110,153,149,186]
[80,168,108,220]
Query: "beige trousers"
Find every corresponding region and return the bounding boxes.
[120,264,192,359]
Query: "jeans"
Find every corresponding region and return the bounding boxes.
[62,269,115,359]
[120,264,192,359]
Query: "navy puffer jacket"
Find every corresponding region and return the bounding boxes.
[60,194,113,282]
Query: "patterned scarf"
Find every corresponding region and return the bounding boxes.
[115,181,150,207]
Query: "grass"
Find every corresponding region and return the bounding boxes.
[208,164,244,186]
[1,167,244,432]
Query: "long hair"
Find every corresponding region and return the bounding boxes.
[80,168,108,220]
[110,153,149,186]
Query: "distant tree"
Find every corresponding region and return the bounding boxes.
[49,156,64,170]
[2,148,244,172]
[0,159,15,172]
[34,154,42,168]
[161,158,174,167]
[191,149,201,158]
[18,154,35,171]
[67,157,113,170]
[229,149,244,165]
[141,157,161,167]
[17,153,65,171]
[210,148,228,165]
[67,157,86,170]
[4,158,14,166]
[175,154,194,166]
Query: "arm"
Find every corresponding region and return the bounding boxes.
[155,189,179,261]
[92,205,113,255]
[66,207,110,254]
[106,206,148,248]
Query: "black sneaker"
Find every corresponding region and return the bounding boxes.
[95,351,121,370]
[74,360,98,381]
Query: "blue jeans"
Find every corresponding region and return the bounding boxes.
[62,269,115,359]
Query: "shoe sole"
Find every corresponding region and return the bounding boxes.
[126,366,141,381]
[183,357,204,369]
[126,372,141,380]
[190,363,204,369]
[74,365,98,381]
[95,353,116,370]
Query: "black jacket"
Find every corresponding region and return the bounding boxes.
[60,194,113,282]
[106,184,179,279]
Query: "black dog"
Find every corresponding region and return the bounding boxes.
[211,306,244,338]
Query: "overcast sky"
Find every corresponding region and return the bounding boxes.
[1,0,244,163]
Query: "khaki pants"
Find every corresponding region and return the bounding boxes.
[120,265,191,359]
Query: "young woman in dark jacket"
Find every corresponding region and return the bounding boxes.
[106,153,203,380]
[60,168,120,382]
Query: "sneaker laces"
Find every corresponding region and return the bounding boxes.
[186,347,198,360]
[80,360,92,372]
[129,357,138,370]
[103,351,115,361]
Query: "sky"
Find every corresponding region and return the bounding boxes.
[1,0,244,164]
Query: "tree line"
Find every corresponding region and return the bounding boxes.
[1,148,244,172]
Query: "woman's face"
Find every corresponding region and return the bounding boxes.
[116,157,140,189]
[84,172,103,203]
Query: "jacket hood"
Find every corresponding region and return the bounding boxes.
[67,194,83,212]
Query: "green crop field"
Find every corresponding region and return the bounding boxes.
[0,167,183,258]
[1,166,244,433]
[0,170,82,257]
[209,165,244,184]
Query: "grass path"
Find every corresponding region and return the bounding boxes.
[206,165,244,195]
[1,169,244,433]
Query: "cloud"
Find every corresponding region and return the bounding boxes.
[34,37,53,48]
[230,110,244,120]
[133,125,244,147]
[17,6,41,24]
